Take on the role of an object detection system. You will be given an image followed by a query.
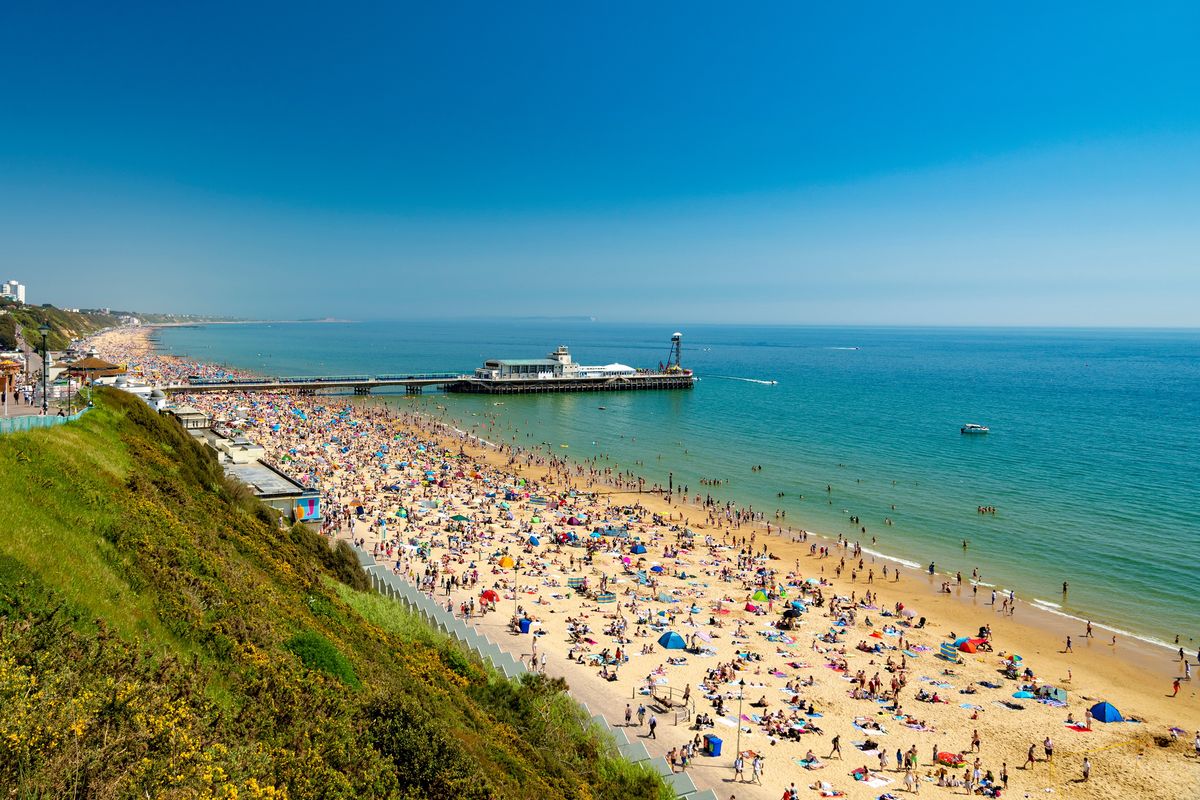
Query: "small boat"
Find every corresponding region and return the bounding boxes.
[960,423,990,434]
[597,406,606,410]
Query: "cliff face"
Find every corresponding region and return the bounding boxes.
[0,304,122,350]
[0,389,668,799]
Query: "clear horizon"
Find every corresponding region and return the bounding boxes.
[3,3,1198,326]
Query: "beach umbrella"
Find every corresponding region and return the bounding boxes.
[782,608,802,619]
[1012,691,1036,699]
[657,631,687,649]
[650,565,664,573]
[498,556,515,569]
[528,536,540,546]
[695,631,713,643]
[1088,702,1123,723]
[481,589,499,603]
[450,514,470,522]
[900,608,917,619]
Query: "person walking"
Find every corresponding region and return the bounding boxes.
[625,704,633,726]
[1024,743,1037,769]
[733,754,744,782]
[637,704,646,726]
[829,734,842,759]
[751,754,763,784]
[1043,736,1054,762]
[648,714,657,739]
[1081,756,1091,781]
[1172,678,1181,696]
[1065,636,1073,653]
[971,729,981,753]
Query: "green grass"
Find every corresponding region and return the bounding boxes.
[0,388,673,799]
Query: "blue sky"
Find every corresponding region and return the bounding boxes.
[1,2,1198,324]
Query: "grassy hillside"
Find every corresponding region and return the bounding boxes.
[0,389,669,799]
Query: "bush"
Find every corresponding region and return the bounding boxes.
[284,630,361,689]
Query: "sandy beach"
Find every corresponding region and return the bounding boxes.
[92,326,1200,800]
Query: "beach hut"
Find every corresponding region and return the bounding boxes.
[1089,702,1123,723]
[657,631,687,650]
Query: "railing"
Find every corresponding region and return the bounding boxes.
[0,408,90,434]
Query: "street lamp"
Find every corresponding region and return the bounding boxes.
[38,323,50,415]
[735,677,746,757]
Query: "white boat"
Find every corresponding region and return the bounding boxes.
[960,423,990,434]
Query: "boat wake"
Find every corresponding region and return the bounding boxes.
[707,375,778,385]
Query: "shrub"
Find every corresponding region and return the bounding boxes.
[283,630,361,689]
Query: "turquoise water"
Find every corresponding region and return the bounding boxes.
[158,321,1200,646]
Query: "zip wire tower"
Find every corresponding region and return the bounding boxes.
[665,332,683,372]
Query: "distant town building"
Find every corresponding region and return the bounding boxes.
[0,280,25,304]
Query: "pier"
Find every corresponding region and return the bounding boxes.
[161,372,693,395]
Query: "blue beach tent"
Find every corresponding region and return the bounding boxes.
[658,631,687,649]
[1089,702,1123,723]
[631,544,648,554]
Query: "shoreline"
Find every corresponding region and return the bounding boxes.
[422,398,1187,678]
[144,322,1189,676]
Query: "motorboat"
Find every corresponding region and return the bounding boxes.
[960,423,990,434]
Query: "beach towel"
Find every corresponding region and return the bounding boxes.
[1065,724,1092,732]
[796,758,824,769]
[863,777,893,789]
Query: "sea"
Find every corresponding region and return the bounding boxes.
[156,321,1200,649]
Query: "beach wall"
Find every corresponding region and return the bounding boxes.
[350,544,718,800]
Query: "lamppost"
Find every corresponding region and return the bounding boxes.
[38,323,50,415]
[735,677,746,757]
